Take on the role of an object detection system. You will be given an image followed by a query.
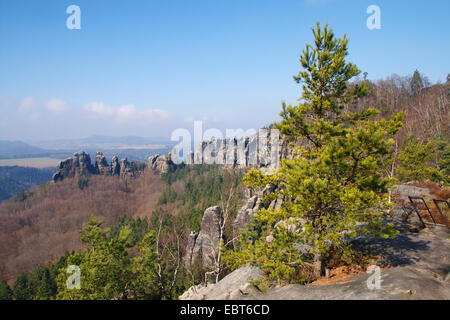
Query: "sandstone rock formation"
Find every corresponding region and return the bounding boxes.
[52,151,96,182]
[95,152,111,175]
[179,265,263,300]
[52,151,144,182]
[119,158,135,178]
[183,206,223,268]
[182,183,285,268]
[232,184,282,240]
[184,129,295,170]
[147,153,177,174]
[180,227,450,300]
[111,156,120,176]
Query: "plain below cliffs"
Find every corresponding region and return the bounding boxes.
[52,151,177,182]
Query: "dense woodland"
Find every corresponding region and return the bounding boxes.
[0,166,54,202]
[0,164,244,299]
[0,24,448,300]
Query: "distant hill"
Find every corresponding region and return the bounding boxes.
[0,140,49,159]
[32,135,174,150]
[0,166,54,202]
[0,136,174,162]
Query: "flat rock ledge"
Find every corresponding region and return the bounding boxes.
[180,228,450,300]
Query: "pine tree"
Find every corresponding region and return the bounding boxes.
[12,273,31,300]
[56,216,134,300]
[224,23,403,283]
[398,137,448,183]
[410,70,424,95]
[0,280,13,300]
[437,139,450,177]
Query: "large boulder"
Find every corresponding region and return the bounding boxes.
[179,265,263,300]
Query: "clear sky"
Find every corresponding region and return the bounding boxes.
[0,0,449,141]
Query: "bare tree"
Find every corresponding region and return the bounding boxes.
[154,215,181,298]
[205,187,239,284]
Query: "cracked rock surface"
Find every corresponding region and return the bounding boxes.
[180,227,450,300]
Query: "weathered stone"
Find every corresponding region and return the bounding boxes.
[233,184,279,240]
[181,229,450,300]
[184,206,223,268]
[52,151,96,182]
[148,153,177,174]
[119,158,135,178]
[95,152,111,175]
[275,217,306,234]
[393,183,431,203]
[111,156,120,176]
[53,151,144,182]
[183,231,199,267]
[179,265,263,300]
[186,129,295,170]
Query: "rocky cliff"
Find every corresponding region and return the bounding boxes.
[183,129,295,169]
[180,227,450,300]
[52,151,176,182]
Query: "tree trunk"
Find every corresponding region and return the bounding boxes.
[313,253,322,279]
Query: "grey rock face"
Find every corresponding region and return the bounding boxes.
[183,231,199,267]
[95,152,111,175]
[52,151,143,182]
[187,130,296,169]
[179,265,263,300]
[392,183,432,203]
[232,184,278,240]
[111,156,120,176]
[52,158,74,182]
[52,151,96,182]
[73,151,95,176]
[181,228,450,300]
[147,153,177,174]
[184,206,223,268]
[119,158,134,178]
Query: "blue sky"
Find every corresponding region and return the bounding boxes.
[0,0,449,141]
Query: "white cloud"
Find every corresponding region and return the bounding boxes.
[16,96,71,119]
[18,96,40,120]
[84,101,114,117]
[45,98,71,114]
[84,101,169,124]
[1,96,175,140]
